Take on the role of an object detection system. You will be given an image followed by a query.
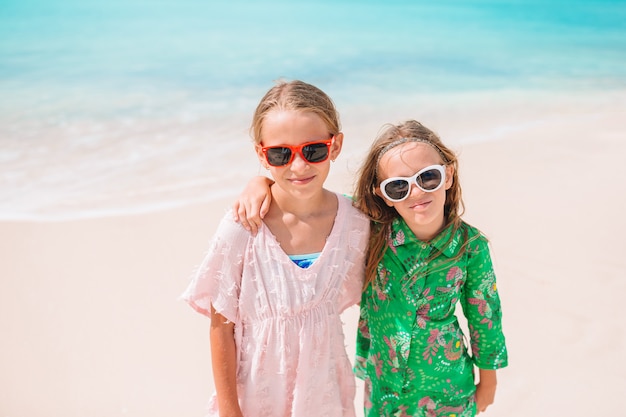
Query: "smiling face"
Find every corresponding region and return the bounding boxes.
[376,141,453,241]
[256,109,343,201]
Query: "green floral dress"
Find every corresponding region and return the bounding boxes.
[355,218,508,417]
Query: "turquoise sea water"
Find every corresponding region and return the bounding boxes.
[1,0,625,219]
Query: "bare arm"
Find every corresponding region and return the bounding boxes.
[232,176,274,235]
[210,305,243,417]
[475,368,497,414]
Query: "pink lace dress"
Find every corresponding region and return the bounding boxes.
[182,194,369,417]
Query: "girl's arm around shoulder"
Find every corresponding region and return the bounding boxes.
[210,304,244,417]
[232,176,274,235]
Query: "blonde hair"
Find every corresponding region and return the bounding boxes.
[250,80,340,144]
[354,120,466,288]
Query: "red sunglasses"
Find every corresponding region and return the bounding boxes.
[261,137,334,167]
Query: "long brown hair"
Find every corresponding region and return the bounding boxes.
[354,120,466,288]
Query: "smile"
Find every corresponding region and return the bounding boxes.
[289,176,315,185]
[409,199,432,210]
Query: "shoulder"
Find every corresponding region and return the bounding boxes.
[459,221,486,240]
[336,193,369,224]
[333,193,370,248]
[213,209,253,241]
[458,221,490,254]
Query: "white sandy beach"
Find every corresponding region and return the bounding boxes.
[1,90,625,416]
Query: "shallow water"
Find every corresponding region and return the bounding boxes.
[1,0,624,220]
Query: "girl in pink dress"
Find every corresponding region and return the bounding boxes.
[182,80,369,417]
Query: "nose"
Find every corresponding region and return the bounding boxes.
[409,180,425,198]
[289,151,309,171]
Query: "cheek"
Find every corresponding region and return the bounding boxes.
[439,189,449,204]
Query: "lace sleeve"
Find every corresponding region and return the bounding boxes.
[181,210,250,324]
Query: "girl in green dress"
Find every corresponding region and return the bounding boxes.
[353,120,507,417]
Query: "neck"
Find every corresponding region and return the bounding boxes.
[405,216,445,242]
[270,187,333,218]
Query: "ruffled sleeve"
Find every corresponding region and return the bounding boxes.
[180,210,250,324]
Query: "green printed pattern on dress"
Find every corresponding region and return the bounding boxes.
[355,219,508,417]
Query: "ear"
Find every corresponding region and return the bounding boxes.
[255,144,269,169]
[329,133,344,161]
[444,164,454,190]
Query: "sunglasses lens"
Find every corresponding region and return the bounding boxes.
[417,168,443,190]
[302,142,330,163]
[265,147,292,166]
[383,180,411,201]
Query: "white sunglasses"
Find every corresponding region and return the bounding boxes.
[379,164,446,202]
